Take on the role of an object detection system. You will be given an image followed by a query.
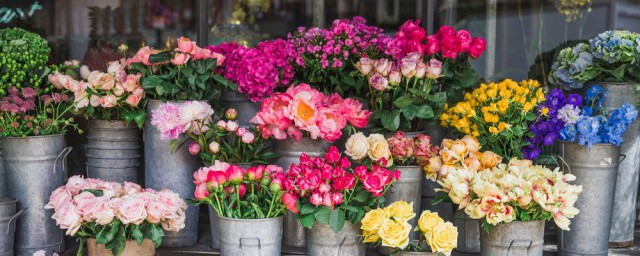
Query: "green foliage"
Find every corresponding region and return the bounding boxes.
[0,28,50,95]
[75,221,165,256]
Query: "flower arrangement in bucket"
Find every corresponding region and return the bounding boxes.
[281,146,399,233]
[549,30,640,89]
[46,176,187,256]
[0,29,80,137]
[361,201,458,255]
[250,83,371,143]
[50,58,147,128]
[440,79,545,160]
[207,39,297,102]
[127,37,234,101]
[423,136,502,183]
[436,158,583,232]
[345,132,439,167]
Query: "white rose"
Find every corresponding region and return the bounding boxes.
[345,132,369,161]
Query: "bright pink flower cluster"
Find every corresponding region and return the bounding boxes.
[127,37,225,66]
[207,39,296,102]
[289,16,390,69]
[281,146,400,213]
[150,100,214,140]
[46,176,187,236]
[388,20,486,60]
[250,83,371,142]
[387,131,440,165]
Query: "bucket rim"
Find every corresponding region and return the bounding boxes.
[0,197,17,205]
[217,214,284,222]
[556,140,620,148]
[2,133,66,140]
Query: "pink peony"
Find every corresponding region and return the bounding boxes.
[171,53,190,65]
[193,167,211,186]
[241,132,255,144]
[188,142,200,155]
[282,192,299,213]
[194,183,210,201]
[151,102,185,140]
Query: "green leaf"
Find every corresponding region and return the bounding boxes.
[381,111,401,131]
[329,209,346,233]
[300,204,316,215]
[299,213,316,229]
[149,51,173,63]
[251,202,265,219]
[79,189,104,197]
[132,226,144,245]
[401,105,417,120]
[314,206,331,224]
[354,190,370,203]
[149,224,165,246]
[141,76,162,89]
[416,105,435,119]
[393,96,414,108]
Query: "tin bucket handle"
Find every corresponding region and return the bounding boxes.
[507,239,533,256]
[53,147,72,175]
[7,207,25,234]
[553,155,571,174]
[619,154,627,164]
[337,234,363,256]
[238,237,261,256]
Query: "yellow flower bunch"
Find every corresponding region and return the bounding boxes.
[423,135,502,182]
[440,79,545,160]
[361,201,457,255]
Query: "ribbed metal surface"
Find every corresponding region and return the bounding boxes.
[86,119,141,183]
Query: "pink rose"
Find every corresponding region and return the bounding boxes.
[52,201,82,236]
[65,176,86,195]
[125,95,141,107]
[387,131,415,161]
[122,74,141,92]
[331,192,344,205]
[456,30,472,52]
[374,59,392,76]
[92,201,115,225]
[426,59,443,79]
[113,84,125,96]
[146,201,167,224]
[436,25,456,39]
[415,62,427,79]
[310,192,323,206]
[157,190,187,212]
[132,87,145,97]
[424,35,440,56]
[322,193,333,207]
[282,192,299,214]
[211,52,226,66]
[171,53,190,66]
[90,95,101,107]
[362,172,390,197]
[100,95,117,108]
[340,98,370,128]
[440,35,459,59]
[399,19,426,40]
[74,191,100,221]
[356,57,374,75]
[46,186,72,210]
[99,75,116,91]
[161,211,186,232]
[369,74,389,91]
[414,134,433,165]
[389,69,401,86]
[469,37,486,59]
[191,47,214,60]
[404,40,424,56]
[123,182,142,195]
[176,37,196,53]
[117,196,147,225]
[401,52,421,78]
[333,174,356,191]
[48,72,64,89]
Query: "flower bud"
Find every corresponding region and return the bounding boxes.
[189,142,200,156]
[225,108,238,120]
[208,141,220,154]
[269,179,283,194]
[226,165,244,184]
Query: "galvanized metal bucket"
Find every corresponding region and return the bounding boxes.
[207,163,252,250]
[273,137,330,249]
[218,215,284,256]
[145,99,201,247]
[396,251,438,256]
[453,210,481,254]
[0,147,5,198]
[2,134,71,256]
[305,221,364,256]
[0,197,24,256]
[556,141,620,256]
[421,179,454,223]
[86,119,141,183]
[377,165,423,255]
[220,90,261,127]
[589,82,640,247]
[480,220,545,256]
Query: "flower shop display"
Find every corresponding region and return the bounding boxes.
[0,28,80,256]
[281,146,398,255]
[361,202,458,256]
[436,159,582,256]
[440,79,545,160]
[49,59,146,183]
[190,162,287,255]
[46,176,187,256]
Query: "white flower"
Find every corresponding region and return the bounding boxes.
[345,132,369,161]
[557,105,582,125]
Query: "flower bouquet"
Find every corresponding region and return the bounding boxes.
[423,136,502,183]
[549,30,640,89]
[281,146,399,233]
[127,37,234,101]
[440,79,546,160]
[345,132,439,167]
[47,176,187,256]
[250,83,371,143]
[361,201,458,256]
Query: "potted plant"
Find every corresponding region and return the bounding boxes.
[361,201,458,256]
[46,176,187,256]
[281,146,398,256]
[0,27,79,256]
[127,37,232,247]
[436,159,582,256]
[207,39,297,125]
[549,30,640,246]
[538,85,638,255]
[51,57,146,183]
[190,162,287,255]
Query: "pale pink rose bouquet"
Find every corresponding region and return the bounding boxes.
[436,158,582,232]
[49,59,147,128]
[47,176,187,255]
[127,37,235,101]
[344,131,439,167]
[250,83,371,143]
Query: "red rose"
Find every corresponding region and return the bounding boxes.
[333,174,356,191]
[440,36,459,59]
[436,25,455,39]
[362,172,386,197]
[404,40,425,56]
[325,146,341,163]
[399,19,426,41]
[424,35,440,56]
[469,37,486,59]
[455,30,472,52]
[354,165,368,179]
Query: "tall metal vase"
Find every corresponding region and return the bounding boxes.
[589,82,640,247]
[556,141,620,256]
[273,137,330,251]
[0,146,5,198]
[2,134,71,256]
[86,120,141,183]
[145,100,200,247]
[220,91,261,127]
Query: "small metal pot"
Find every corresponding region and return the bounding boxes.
[480,220,545,256]
[0,197,24,256]
[218,215,284,256]
[306,221,364,256]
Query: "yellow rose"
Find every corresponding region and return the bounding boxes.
[363,229,381,243]
[463,157,482,173]
[450,140,469,160]
[378,219,411,249]
[367,134,392,166]
[461,135,481,153]
[424,156,442,181]
[441,139,454,149]
[385,201,416,221]
[345,132,369,161]
[481,151,502,169]
[418,210,444,234]
[427,222,458,255]
[361,208,387,232]
[439,149,459,165]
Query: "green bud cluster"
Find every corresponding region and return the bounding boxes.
[0,28,51,96]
